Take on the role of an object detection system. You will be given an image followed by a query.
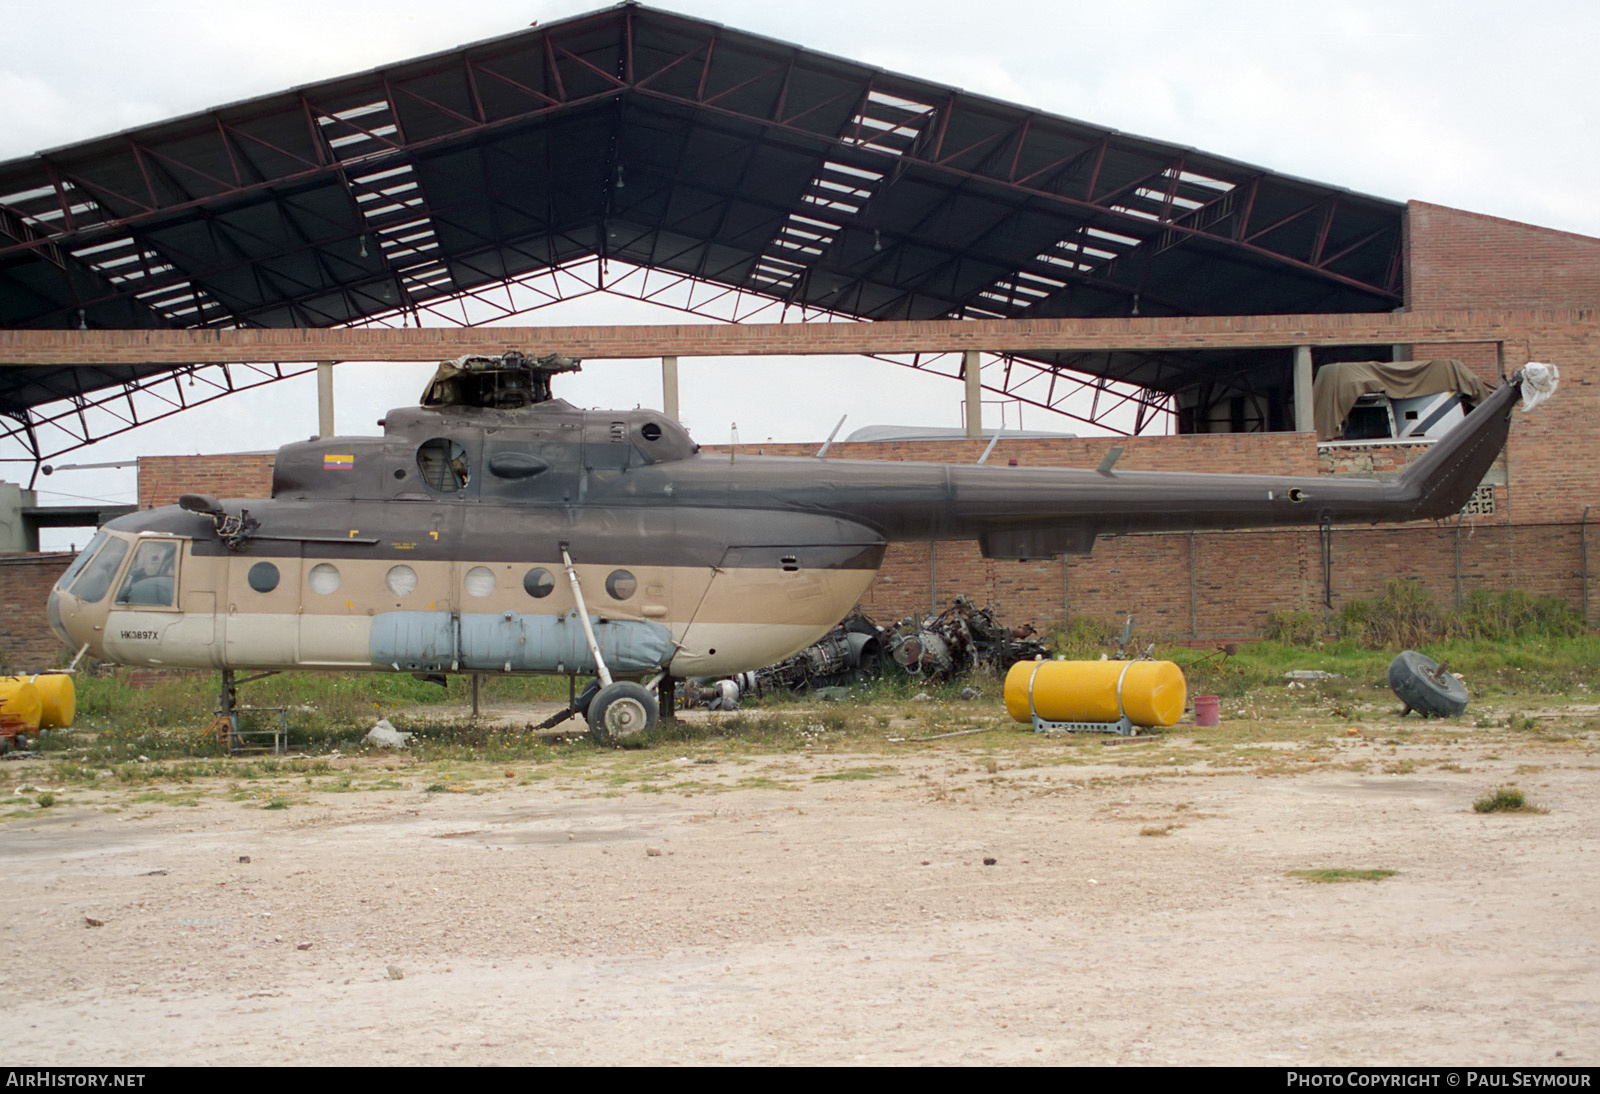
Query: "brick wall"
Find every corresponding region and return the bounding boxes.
[1406,202,1600,312]
[2,309,1595,366]
[137,453,276,509]
[1400,204,1600,539]
[715,429,1318,473]
[0,553,73,671]
[855,519,1595,639]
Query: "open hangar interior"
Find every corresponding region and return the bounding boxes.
[0,1,1596,668]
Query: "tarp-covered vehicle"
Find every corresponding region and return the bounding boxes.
[1313,359,1493,443]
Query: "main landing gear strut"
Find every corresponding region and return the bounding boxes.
[544,544,661,745]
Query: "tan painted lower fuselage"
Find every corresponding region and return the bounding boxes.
[52,531,882,679]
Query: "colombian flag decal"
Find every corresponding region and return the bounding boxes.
[324,454,355,471]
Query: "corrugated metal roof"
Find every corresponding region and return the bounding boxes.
[0,2,1405,439]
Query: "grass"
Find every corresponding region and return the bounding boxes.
[1473,785,1543,813]
[131,789,202,806]
[1211,637,1595,700]
[1059,586,1600,702]
[813,766,896,781]
[31,615,1600,769]
[57,667,576,762]
[1287,868,1398,883]
[0,629,1590,820]
[1261,583,1587,651]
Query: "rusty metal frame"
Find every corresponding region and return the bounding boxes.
[348,254,1171,435]
[0,6,1403,294]
[0,361,315,484]
[0,3,1410,469]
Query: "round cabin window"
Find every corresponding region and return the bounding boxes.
[464,566,496,598]
[247,561,280,593]
[385,565,418,597]
[524,568,555,599]
[605,569,637,600]
[307,563,341,595]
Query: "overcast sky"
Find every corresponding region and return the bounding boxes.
[4,0,1595,539]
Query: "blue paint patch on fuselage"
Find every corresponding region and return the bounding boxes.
[370,611,675,674]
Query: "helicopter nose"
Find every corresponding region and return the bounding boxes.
[47,585,77,650]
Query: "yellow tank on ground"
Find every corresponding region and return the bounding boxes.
[1004,659,1187,728]
[0,674,76,731]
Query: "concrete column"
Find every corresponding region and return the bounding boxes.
[964,349,982,440]
[1292,345,1314,434]
[661,355,680,422]
[317,361,335,437]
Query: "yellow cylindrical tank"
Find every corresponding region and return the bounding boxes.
[1004,659,1187,728]
[0,680,43,732]
[0,674,74,732]
[29,674,76,729]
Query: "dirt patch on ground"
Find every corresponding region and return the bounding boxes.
[2,703,1596,1065]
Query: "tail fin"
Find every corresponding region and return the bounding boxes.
[1390,369,1525,520]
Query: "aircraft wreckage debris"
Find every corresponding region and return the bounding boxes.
[680,597,1051,710]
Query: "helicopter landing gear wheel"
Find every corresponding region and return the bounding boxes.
[587,681,659,745]
[1387,650,1468,718]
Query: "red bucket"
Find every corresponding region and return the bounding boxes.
[1193,695,1220,727]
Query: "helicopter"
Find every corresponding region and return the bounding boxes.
[46,351,1553,742]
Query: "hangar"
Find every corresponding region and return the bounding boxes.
[1,2,1596,665]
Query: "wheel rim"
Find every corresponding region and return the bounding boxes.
[604,697,649,737]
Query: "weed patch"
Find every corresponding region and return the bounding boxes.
[131,790,202,807]
[1287,868,1397,883]
[814,766,896,781]
[737,776,798,791]
[1473,786,1543,814]
[1264,609,1323,647]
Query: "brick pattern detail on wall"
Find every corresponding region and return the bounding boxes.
[137,454,277,509]
[0,308,1593,365]
[0,554,73,671]
[1407,202,1600,313]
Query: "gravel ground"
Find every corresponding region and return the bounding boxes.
[1,703,1596,1066]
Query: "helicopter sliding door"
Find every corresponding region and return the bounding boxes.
[156,540,224,665]
[225,548,303,669]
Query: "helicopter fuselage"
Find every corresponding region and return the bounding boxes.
[47,366,1531,683]
[48,403,894,679]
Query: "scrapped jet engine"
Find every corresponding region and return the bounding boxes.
[888,596,1051,684]
[711,611,886,704]
[686,598,1051,709]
